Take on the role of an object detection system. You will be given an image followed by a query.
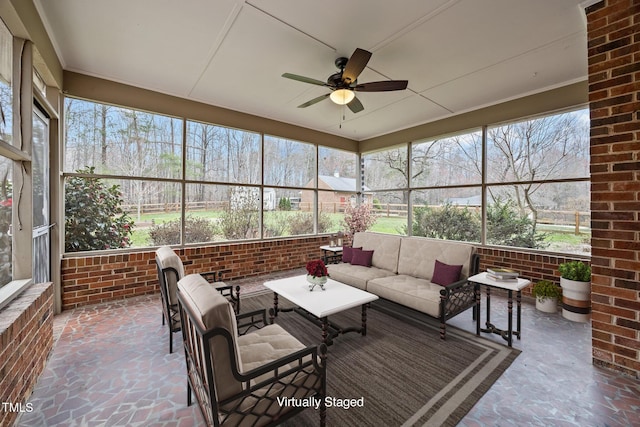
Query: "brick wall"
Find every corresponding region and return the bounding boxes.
[61,236,327,311]
[587,0,640,377]
[477,247,587,297]
[0,282,54,427]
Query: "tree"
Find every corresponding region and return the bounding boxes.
[343,203,377,237]
[65,167,134,252]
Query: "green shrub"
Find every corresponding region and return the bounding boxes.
[65,167,134,252]
[278,197,292,211]
[486,199,547,249]
[148,216,217,245]
[289,212,333,235]
[532,280,561,300]
[559,261,591,282]
[410,203,481,241]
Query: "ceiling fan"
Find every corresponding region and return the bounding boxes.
[282,48,408,114]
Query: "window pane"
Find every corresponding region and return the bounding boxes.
[186,121,260,184]
[487,109,589,183]
[184,183,257,243]
[363,146,408,190]
[65,174,180,251]
[411,188,481,243]
[32,110,49,228]
[368,190,406,235]
[318,146,357,190]
[0,156,12,287]
[317,189,349,233]
[0,20,12,144]
[264,187,325,238]
[264,136,314,187]
[64,98,182,179]
[486,181,590,254]
[411,130,482,187]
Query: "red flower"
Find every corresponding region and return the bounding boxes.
[306,259,328,278]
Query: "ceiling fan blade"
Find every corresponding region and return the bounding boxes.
[355,80,408,92]
[297,93,330,108]
[342,48,372,84]
[347,96,364,114]
[282,73,328,87]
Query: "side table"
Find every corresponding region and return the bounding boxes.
[319,245,343,264]
[468,272,531,347]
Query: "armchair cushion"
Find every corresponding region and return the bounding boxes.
[156,246,185,306]
[178,274,243,401]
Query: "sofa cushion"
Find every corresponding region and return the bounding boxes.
[397,237,475,281]
[431,260,463,286]
[342,246,362,263]
[367,275,444,318]
[352,232,402,273]
[326,263,395,290]
[351,248,374,267]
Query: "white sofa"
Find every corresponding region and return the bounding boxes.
[327,232,479,339]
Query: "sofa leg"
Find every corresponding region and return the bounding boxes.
[440,321,446,340]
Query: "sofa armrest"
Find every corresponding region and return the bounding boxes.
[438,280,478,340]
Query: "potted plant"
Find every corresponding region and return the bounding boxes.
[532,280,561,313]
[558,261,591,322]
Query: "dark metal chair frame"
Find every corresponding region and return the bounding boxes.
[155,259,240,353]
[177,295,327,427]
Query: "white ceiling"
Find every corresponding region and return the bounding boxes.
[34,0,588,141]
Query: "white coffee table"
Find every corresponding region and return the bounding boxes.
[264,275,379,345]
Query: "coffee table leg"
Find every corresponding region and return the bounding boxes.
[321,317,329,344]
[361,304,368,336]
[272,293,279,319]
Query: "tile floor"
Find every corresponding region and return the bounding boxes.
[14,269,640,427]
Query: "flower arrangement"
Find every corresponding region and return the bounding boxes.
[306,259,329,278]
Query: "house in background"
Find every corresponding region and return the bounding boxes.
[301,173,372,212]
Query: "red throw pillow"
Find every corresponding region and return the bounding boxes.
[342,246,362,263]
[351,248,374,267]
[431,260,463,286]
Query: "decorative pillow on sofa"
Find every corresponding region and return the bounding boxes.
[342,246,362,263]
[351,248,374,267]
[431,259,463,286]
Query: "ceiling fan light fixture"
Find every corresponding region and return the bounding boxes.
[330,89,355,105]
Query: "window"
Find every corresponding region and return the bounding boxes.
[363,146,410,235]
[363,108,590,254]
[0,21,12,288]
[63,98,349,251]
[486,110,590,254]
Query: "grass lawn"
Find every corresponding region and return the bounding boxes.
[126,210,590,254]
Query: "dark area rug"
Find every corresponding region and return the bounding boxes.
[241,291,520,427]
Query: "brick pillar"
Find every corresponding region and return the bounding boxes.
[586,0,640,378]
